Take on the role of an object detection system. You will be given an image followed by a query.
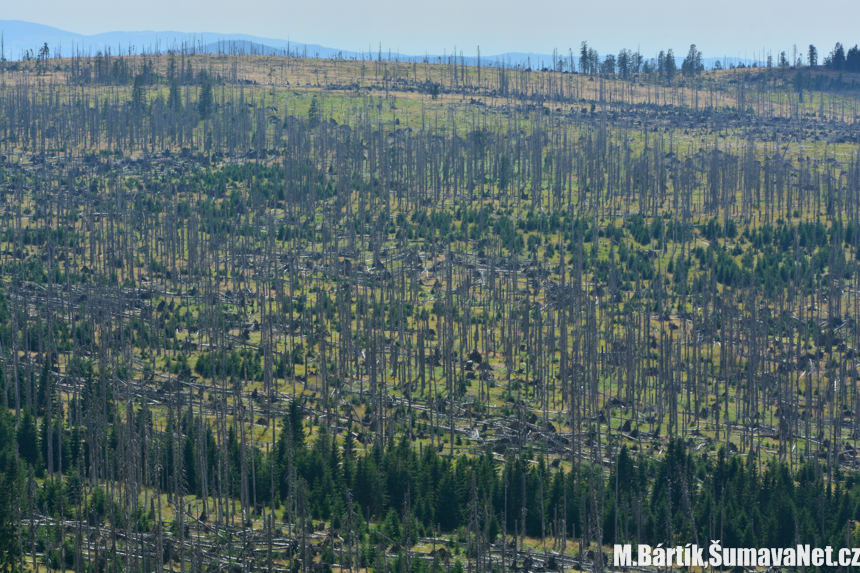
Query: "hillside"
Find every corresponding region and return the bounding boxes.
[0,48,859,572]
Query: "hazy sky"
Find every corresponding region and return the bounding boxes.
[6,0,859,60]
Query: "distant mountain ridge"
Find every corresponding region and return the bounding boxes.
[0,20,350,61]
[0,20,762,69]
[0,20,574,68]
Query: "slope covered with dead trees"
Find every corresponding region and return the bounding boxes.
[0,43,860,572]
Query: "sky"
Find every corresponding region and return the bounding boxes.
[4,0,859,61]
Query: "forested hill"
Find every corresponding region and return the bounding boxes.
[0,46,860,571]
